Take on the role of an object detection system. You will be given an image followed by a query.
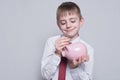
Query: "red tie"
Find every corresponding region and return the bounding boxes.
[58,57,67,80]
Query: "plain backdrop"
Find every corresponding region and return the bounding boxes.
[0,0,120,80]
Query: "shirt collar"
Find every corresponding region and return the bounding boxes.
[70,35,80,44]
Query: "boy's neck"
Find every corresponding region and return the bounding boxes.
[69,34,79,41]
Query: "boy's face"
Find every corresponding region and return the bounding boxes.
[57,13,84,39]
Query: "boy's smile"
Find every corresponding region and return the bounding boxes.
[57,13,84,40]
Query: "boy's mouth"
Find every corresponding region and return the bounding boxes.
[65,27,76,32]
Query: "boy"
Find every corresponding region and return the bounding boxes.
[41,1,94,80]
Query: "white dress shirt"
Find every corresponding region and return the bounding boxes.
[41,35,94,80]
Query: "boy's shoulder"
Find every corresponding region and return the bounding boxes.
[47,35,61,43]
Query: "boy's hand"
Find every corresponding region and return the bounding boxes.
[68,54,89,69]
[55,37,70,57]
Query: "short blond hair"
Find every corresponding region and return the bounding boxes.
[56,2,82,21]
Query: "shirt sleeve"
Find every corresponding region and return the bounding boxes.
[70,47,94,80]
[41,38,61,80]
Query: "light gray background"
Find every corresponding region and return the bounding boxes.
[0,0,120,80]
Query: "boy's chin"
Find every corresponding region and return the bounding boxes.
[63,33,79,39]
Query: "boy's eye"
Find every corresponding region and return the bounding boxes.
[61,22,66,25]
[70,19,76,23]
[60,21,66,25]
[71,20,75,23]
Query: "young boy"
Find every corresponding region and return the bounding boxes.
[41,1,94,80]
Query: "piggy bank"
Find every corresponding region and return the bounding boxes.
[62,42,87,61]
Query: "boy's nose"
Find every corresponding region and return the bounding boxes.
[66,22,71,28]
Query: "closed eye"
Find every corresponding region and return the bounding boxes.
[71,20,76,23]
[61,22,66,25]
[60,20,66,25]
[70,18,76,23]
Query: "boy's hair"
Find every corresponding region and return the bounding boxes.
[56,2,82,21]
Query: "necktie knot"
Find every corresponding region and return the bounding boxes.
[61,57,67,62]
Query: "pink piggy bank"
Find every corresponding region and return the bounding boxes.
[62,42,87,61]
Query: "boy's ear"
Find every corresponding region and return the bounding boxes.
[80,18,84,26]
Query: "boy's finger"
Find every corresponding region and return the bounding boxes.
[86,54,89,61]
[82,55,85,63]
[59,42,70,47]
[83,54,89,62]
[61,37,71,41]
[73,59,78,65]
[60,40,70,44]
[78,56,82,64]
[61,38,71,43]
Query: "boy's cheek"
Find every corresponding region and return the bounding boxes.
[59,26,66,31]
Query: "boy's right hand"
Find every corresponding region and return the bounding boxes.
[55,37,70,57]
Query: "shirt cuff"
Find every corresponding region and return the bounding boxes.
[70,66,79,73]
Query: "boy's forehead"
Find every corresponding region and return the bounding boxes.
[58,12,79,20]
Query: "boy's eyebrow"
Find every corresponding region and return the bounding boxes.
[69,17,77,20]
[59,20,66,22]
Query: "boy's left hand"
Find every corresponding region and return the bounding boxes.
[68,54,89,69]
